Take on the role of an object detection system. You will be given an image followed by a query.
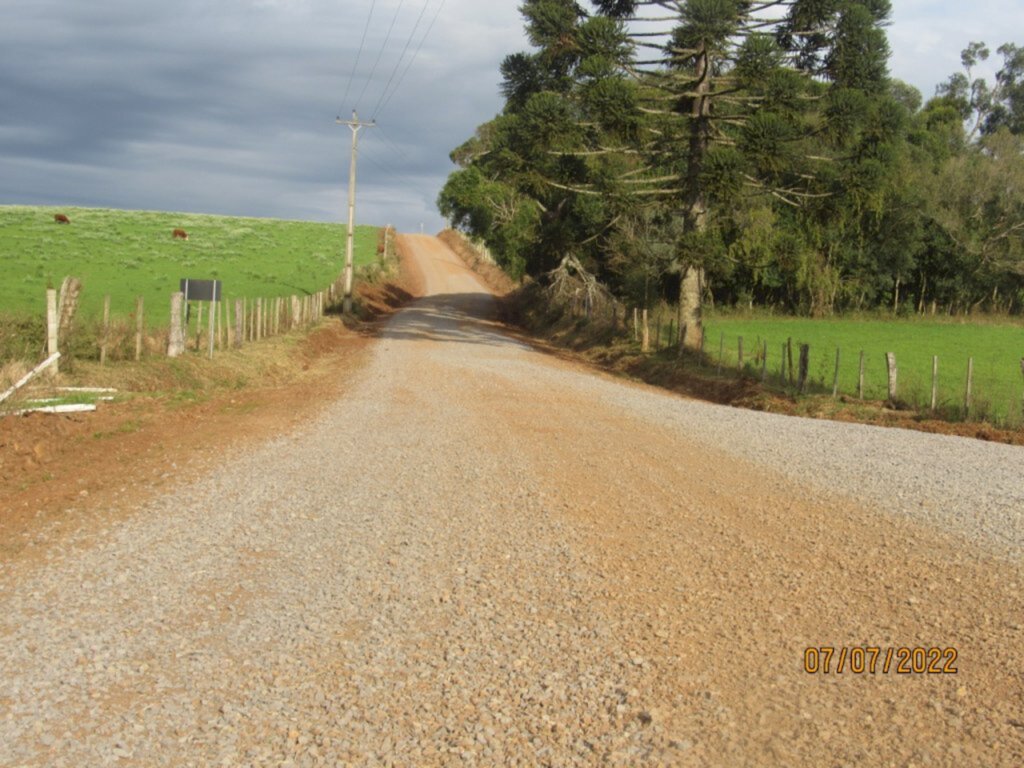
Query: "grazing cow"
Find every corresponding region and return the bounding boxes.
[54,213,70,224]
[172,228,189,240]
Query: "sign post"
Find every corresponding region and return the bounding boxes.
[180,279,223,359]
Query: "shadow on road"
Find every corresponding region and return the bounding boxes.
[378,292,512,349]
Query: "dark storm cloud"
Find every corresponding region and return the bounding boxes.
[0,0,526,231]
[3,1,1023,233]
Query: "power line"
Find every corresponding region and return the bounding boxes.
[359,140,410,184]
[375,122,414,166]
[374,0,447,120]
[360,128,410,176]
[369,0,433,119]
[354,0,406,111]
[338,0,377,117]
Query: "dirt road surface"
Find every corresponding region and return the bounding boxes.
[1,234,1022,767]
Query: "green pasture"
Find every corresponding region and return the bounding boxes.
[703,314,1024,422]
[0,205,379,324]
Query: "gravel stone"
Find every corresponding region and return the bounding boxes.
[0,236,1020,766]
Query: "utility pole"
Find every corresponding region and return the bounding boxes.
[337,110,375,313]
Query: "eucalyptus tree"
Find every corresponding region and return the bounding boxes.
[938,42,1024,139]
[930,128,1024,300]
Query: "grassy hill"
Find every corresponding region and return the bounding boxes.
[0,206,379,323]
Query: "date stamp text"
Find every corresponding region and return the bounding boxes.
[803,646,958,675]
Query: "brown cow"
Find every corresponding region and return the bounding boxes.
[54,213,70,224]
[172,228,189,240]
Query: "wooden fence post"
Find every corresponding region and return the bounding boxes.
[291,296,301,330]
[633,308,639,342]
[57,277,82,362]
[858,351,865,400]
[831,347,841,398]
[641,309,650,353]
[208,299,217,360]
[885,352,898,402]
[786,337,794,385]
[194,302,204,351]
[168,292,185,358]
[234,299,244,348]
[134,296,144,361]
[46,288,59,376]
[256,298,263,341]
[797,344,810,394]
[964,357,974,416]
[100,294,111,365]
[931,356,939,412]
[220,299,228,350]
[1020,358,1024,412]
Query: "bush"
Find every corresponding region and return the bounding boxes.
[0,313,45,363]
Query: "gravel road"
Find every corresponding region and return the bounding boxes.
[1,234,1021,767]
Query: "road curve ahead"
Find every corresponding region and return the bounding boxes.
[1,234,1021,767]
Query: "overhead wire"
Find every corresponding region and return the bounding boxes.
[375,122,415,166]
[369,0,433,119]
[354,0,406,111]
[339,0,378,117]
[335,0,449,207]
[374,0,447,120]
[358,136,413,187]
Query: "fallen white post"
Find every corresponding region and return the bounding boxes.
[26,397,114,405]
[0,353,61,405]
[11,404,97,416]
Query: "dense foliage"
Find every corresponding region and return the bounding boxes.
[438,0,1024,332]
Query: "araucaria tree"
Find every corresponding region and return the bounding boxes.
[439,1,932,334]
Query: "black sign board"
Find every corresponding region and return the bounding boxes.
[180,278,222,302]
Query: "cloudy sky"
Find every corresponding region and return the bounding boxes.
[1,1,1022,234]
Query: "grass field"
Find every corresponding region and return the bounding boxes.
[0,205,379,323]
[703,313,1024,423]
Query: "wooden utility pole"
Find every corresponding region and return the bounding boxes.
[337,110,376,314]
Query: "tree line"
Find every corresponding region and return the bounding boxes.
[437,0,1024,347]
